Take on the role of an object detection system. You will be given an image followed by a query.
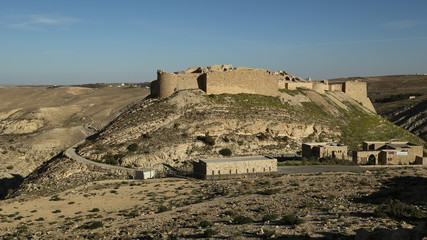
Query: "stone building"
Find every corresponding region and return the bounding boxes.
[193,156,277,179]
[150,64,376,112]
[302,142,348,160]
[352,141,423,165]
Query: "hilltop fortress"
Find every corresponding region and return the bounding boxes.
[150,65,375,112]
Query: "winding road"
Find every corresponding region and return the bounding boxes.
[64,141,155,179]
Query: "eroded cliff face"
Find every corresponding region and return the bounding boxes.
[77,89,422,171]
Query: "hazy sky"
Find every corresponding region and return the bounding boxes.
[1,0,427,85]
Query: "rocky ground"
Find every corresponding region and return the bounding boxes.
[1,167,426,239]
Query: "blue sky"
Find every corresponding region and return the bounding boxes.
[1,0,426,85]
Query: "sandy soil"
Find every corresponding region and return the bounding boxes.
[1,167,426,239]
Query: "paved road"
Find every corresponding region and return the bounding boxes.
[277,164,426,174]
[64,141,155,179]
[278,165,367,174]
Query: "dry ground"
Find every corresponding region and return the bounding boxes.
[1,167,426,239]
[0,85,149,177]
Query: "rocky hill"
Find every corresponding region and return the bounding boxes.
[75,88,423,172]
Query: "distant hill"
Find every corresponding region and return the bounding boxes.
[329,75,427,141]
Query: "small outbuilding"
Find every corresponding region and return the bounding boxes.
[302,142,348,160]
[134,168,156,179]
[193,156,277,179]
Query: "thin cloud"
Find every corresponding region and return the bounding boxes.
[381,20,423,29]
[5,14,79,31]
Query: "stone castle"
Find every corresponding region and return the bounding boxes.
[150,64,375,112]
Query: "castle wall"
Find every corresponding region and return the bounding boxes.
[150,80,160,97]
[156,70,204,98]
[329,84,343,91]
[343,81,376,112]
[205,68,278,96]
[312,82,328,94]
[151,66,375,114]
[280,81,313,90]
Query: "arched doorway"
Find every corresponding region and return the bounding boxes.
[368,154,376,165]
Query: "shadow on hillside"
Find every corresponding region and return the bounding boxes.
[354,176,427,206]
[0,174,24,199]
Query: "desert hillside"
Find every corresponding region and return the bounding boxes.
[0,84,149,197]
[330,75,427,141]
[75,88,423,172]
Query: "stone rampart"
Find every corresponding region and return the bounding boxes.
[281,82,313,90]
[206,67,278,97]
[329,83,343,91]
[156,70,203,99]
[343,81,376,112]
[312,82,329,94]
[149,65,375,112]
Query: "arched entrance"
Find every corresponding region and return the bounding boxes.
[368,154,376,165]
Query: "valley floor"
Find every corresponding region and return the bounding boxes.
[0,167,426,239]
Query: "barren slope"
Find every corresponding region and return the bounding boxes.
[0,84,149,197]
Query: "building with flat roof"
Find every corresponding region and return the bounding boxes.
[353,141,423,165]
[302,142,348,160]
[193,156,277,179]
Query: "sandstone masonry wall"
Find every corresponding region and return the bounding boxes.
[206,68,278,97]
[343,81,376,112]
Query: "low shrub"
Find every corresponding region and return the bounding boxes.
[157,205,170,213]
[203,228,218,237]
[199,220,213,228]
[78,221,104,229]
[196,134,215,146]
[257,189,281,195]
[219,148,232,157]
[127,143,139,152]
[89,208,100,213]
[374,199,424,221]
[234,215,255,224]
[280,214,304,225]
[262,214,279,222]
